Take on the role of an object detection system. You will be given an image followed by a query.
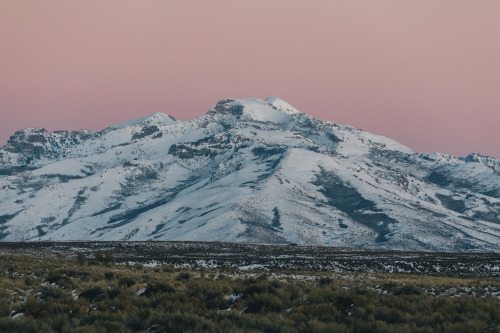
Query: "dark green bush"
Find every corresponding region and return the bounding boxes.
[46,271,74,289]
[76,252,87,265]
[118,276,135,288]
[176,272,191,281]
[79,286,105,302]
[40,287,67,300]
[144,281,175,297]
[318,276,334,285]
[0,299,9,317]
[245,293,284,313]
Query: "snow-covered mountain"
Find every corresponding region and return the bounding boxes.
[1,97,499,252]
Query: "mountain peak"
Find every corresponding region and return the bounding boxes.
[207,97,301,123]
[461,153,500,173]
[109,112,176,130]
[264,97,301,114]
[207,98,245,116]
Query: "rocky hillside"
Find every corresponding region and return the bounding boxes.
[1,97,499,252]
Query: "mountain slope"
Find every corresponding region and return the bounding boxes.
[1,97,499,252]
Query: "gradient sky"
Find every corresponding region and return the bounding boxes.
[1,1,499,158]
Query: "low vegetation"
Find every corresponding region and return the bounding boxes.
[0,253,498,332]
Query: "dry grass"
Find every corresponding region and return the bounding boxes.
[0,253,498,332]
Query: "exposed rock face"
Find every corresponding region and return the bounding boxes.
[0,97,499,252]
[1,128,100,173]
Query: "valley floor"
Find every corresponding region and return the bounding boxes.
[0,241,499,278]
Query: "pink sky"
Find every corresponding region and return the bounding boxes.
[1,1,499,158]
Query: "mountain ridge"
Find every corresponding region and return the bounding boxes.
[1,97,499,252]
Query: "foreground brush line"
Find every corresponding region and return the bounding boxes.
[0,241,499,278]
[0,253,499,332]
